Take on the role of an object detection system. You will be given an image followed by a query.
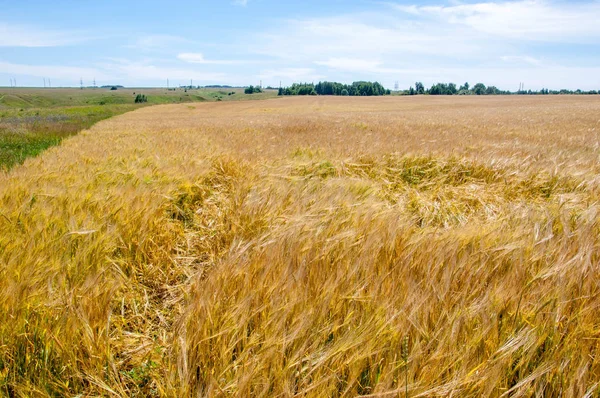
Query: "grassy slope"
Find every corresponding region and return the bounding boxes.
[0,88,277,170]
[1,96,600,396]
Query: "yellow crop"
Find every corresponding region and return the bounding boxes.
[1,96,600,396]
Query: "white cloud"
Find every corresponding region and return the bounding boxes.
[0,61,108,81]
[233,0,248,6]
[253,16,489,64]
[500,55,543,66]
[258,68,325,83]
[314,58,426,76]
[315,58,384,73]
[391,1,600,42]
[177,53,244,65]
[125,35,194,51]
[99,59,228,83]
[0,23,88,47]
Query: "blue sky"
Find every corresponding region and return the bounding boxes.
[1,0,599,90]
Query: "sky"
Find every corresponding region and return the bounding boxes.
[1,0,599,90]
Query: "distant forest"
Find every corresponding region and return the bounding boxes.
[277,81,599,96]
[405,82,599,96]
[279,81,390,96]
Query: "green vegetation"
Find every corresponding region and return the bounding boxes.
[279,81,391,96]
[0,87,278,170]
[0,104,139,170]
[134,94,148,103]
[405,81,599,96]
[244,85,263,94]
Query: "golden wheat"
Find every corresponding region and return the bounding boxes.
[1,96,600,396]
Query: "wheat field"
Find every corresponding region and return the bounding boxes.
[1,96,600,396]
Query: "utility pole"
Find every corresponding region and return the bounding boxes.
[93,78,96,88]
[190,79,193,89]
[80,78,83,90]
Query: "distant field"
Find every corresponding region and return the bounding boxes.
[0,87,276,108]
[1,96,600,396]
[0,87,277,169]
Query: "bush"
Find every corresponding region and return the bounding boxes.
[245,86,263,94]
[134,94,148,103]
[110,86,118,91]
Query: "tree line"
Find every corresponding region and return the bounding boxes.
[405,82,599,96]
[278,81,392,96]
[250,80,599,97]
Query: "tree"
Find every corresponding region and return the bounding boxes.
[415,82,425,94]
[448,83,457,95]
[486,86,501,95]
[460,82,470,91]
[341,89,349,96]
[472,83,486,95]
[277,87,284,96]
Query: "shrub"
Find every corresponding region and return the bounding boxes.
[134,94,148,103]
[245,86,263,94]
